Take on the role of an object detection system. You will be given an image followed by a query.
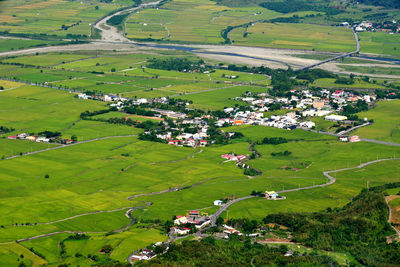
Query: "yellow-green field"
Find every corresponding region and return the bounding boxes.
[354,100,400,143]
[125,0,281,43]
[229,22,355,52]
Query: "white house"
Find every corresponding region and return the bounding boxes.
[214,200,223,206]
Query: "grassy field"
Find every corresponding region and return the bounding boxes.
[353,100,400,143]
[338,64,400,76]
[125,0,282,44]
[0,44,399,266]
[0,242,47,267]
[0,0,124,38]
[0,84,106,134]
[0,51,270,98]
[0,139,58,159]
[226,143,400,220]
[359,31,400,58]
[229,22,355,52]
[313,78,386,89]
[0,38,66,52]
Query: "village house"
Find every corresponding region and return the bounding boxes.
[171,227,190,235]
[214,200,223,206]
[130,249,157,261]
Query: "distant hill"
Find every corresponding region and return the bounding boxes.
[358,0,400,9]
[214,0,399,9]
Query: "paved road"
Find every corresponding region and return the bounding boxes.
[305,127,400,147]
[298,29,360,71]
[5,134,137,160]
[210,157,400,225]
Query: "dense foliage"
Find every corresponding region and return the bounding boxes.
[357,0,400,8]
[106,13,130,26]
[138,237,338,266]
[147,58,208,72]
[263,188,400,266]
[259,0,342,15]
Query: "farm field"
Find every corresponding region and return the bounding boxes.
[0,139,58,159]
[0,0,124,38]
[0,0,400,263]
[313,78,386,89]
[358,31,400,58]
[229,23,355,52]
[227,146,400,220]
[0,83,105,134]
[338,64,400,76]
[0,51,271,99]
[125,0,282,44]
[353,100,400,143]
[0,38,66,52]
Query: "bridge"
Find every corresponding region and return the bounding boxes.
[297,28,360,71]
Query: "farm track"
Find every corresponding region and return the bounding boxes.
[385,196,400,239]
[13,202,152,243]
[4,134,138,160]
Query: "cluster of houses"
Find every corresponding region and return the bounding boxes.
[221,153,247,162]
[7,133,73,144]
[167,139,208,148]
[219,108,315,131]
[341,20,400,33]
[221,89,378,130]
[173,211,211,230]
[130,248,157,261]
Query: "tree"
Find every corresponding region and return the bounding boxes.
[71,135,78,143]
[45,174,49,179]
[100,244,112,254]
[111,68,116,72]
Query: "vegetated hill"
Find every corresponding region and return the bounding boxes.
[139,237,338,266]
[357,0,400,9]
[259,0,342,15]
[138,184,400,266]
[214,0,399,9]
[264,183,400,266]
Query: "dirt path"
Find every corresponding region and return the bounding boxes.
[385,196,400,239]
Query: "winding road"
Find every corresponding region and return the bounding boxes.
[93,1,161,42]
[210,157,400,225]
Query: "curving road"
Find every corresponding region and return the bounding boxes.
[93,1,161,42]
[385,196,400,239]
[210,157,400,225]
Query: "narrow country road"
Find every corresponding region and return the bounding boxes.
[11,202,152,243]
[385,196,400,239]
[210,157,400,225]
